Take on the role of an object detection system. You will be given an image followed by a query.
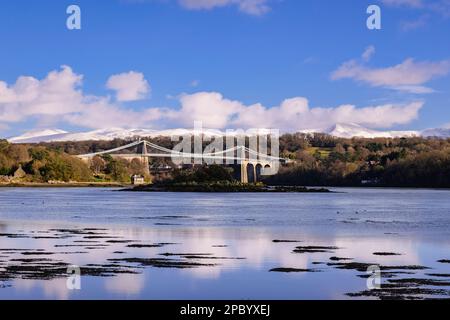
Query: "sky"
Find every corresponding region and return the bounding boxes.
[0,0,449,136]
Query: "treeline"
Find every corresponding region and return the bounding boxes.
[0,140,149,183]
[266,134,450,188]
[0,140,91,182]
[4,133,450,187]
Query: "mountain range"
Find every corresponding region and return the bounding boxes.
[7,123,450,143]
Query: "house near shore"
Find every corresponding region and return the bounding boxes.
[131,175,145,185]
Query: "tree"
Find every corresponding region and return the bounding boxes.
[90,156,106,174]
[106,158,129,182]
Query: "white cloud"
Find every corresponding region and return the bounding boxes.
[178,0,270,15]
[233,97,423,130]
[0,65,84,122]
[381,0,424,8]
[331,47,450,93]
[381,0,450,17]
[0,66,423,132]
[170,92,244,128]
[0,66,159,129]
[106,71,150,101]
[167,92,423,130]
[362,45,376,62]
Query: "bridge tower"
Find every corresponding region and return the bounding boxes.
[137,141,150,175]
[136,140,148,155]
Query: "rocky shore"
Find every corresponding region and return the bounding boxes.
[125,182,331,193]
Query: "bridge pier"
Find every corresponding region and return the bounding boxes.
[239,161,274,184]
[240,161,249,184]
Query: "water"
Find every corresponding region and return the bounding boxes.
[0,187,449,300]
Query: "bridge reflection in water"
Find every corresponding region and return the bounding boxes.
[77,140,289,183]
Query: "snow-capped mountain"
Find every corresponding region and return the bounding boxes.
[8,129,69,143]
[300,123,420,139]
[420,127,450,138]
[7,123,450,143]
[8,127,226,143]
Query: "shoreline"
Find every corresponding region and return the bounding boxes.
[0,182,127,188]
[1,182,450,191]
[124,183,332,193]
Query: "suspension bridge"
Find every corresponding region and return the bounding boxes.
[77,140,290,183]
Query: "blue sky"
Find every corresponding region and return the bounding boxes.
[0,0,449,136]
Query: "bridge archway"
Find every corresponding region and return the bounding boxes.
[255,164,263,182]
[247,163,255,184]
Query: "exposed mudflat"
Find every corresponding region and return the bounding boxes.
[1,187,450,300]
[269,243,450,300]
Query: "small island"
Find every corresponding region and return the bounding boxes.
[124,165,331,193]
[128,182,330,193]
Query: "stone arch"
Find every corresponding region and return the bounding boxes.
[247,163,255,184]
[255,164,263,182]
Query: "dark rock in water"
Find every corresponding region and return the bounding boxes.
[426,273,450,278]
[357,271,415,279]
[10,258,54,263]
[373,252,402,256]
[0,263,69,280]
[108,257,216,269]
[327,262,430,272]
[272,240,302,243]
[83,236,121,239]
[49,229,107,235]
[32,236,62,239]
[347,288,450,300]
[438,259,450,264]
[388,278,450,287]
[329,257,353,261]
[80,265,140,277]
[0,233,30,239]
[126,244,164,248]
[157,252,244,261]
[159,253,212,257]
[293,246,340,254]
[179,255,245,260]
[21,251,54,256]
[269,268,321,273]
[73,240,101,243]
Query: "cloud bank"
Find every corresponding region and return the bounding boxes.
[331,47,450,94]
[0,66,423,132]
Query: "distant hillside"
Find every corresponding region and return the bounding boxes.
[8,124,450,143]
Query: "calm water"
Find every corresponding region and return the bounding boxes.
[0,187,449,300]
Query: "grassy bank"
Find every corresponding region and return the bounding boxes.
[0,181,127,188]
